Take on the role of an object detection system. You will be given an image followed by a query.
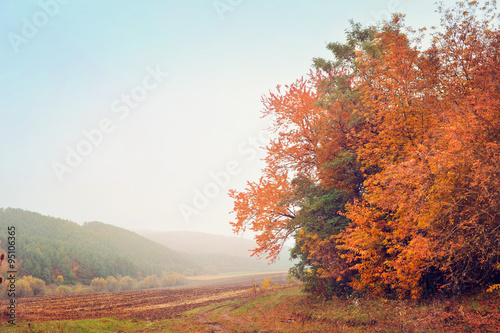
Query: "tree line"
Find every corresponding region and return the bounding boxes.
[0,272,186,298]
[0,208,199,284]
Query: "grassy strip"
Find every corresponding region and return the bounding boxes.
[1,286,499,332]
[0,316,210,333]
[0,317,149,333]
[217,288,500,332]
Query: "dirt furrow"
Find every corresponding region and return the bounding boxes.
[0,285,251,322]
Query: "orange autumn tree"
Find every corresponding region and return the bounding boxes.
[339,16,441,299]
[340,2,500,298]
[420,1,500,293]
[228,71,359,296]
[229,76,326,261]
[230,22,374,298]
[230,1,500,299]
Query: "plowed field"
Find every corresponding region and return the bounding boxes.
[0,271,288,323]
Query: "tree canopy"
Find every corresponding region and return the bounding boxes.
[230,1,500,299]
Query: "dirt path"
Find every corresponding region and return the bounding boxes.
[197,302,250,333]
[198,305,227,333]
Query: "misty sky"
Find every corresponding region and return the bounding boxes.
[0,0,457,237]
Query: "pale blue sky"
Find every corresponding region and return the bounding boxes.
[0,0,457,236]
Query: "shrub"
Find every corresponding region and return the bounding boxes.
[16,279,33,298]
[160,273,186,287]
[55,275,64,286]
[55,285,72,294]
[140,275,160,289]
[21,276,46,296]
[106,276,120,292]
[119,276,135,291]
[90,277,108,292]
[13,276,47,298]
[487,284,500,297]
[261,278,272,291]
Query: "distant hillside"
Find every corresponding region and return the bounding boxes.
[136,231,258,257]
[136,230,293,273]
[0,208,200,284]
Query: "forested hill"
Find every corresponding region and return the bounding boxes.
[0,208,200,284]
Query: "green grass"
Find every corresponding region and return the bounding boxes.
[0,316,210,333]
[1,317,147,333]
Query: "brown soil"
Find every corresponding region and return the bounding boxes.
[0,271,289,323]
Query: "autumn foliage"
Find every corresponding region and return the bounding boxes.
[230,1,500,299]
